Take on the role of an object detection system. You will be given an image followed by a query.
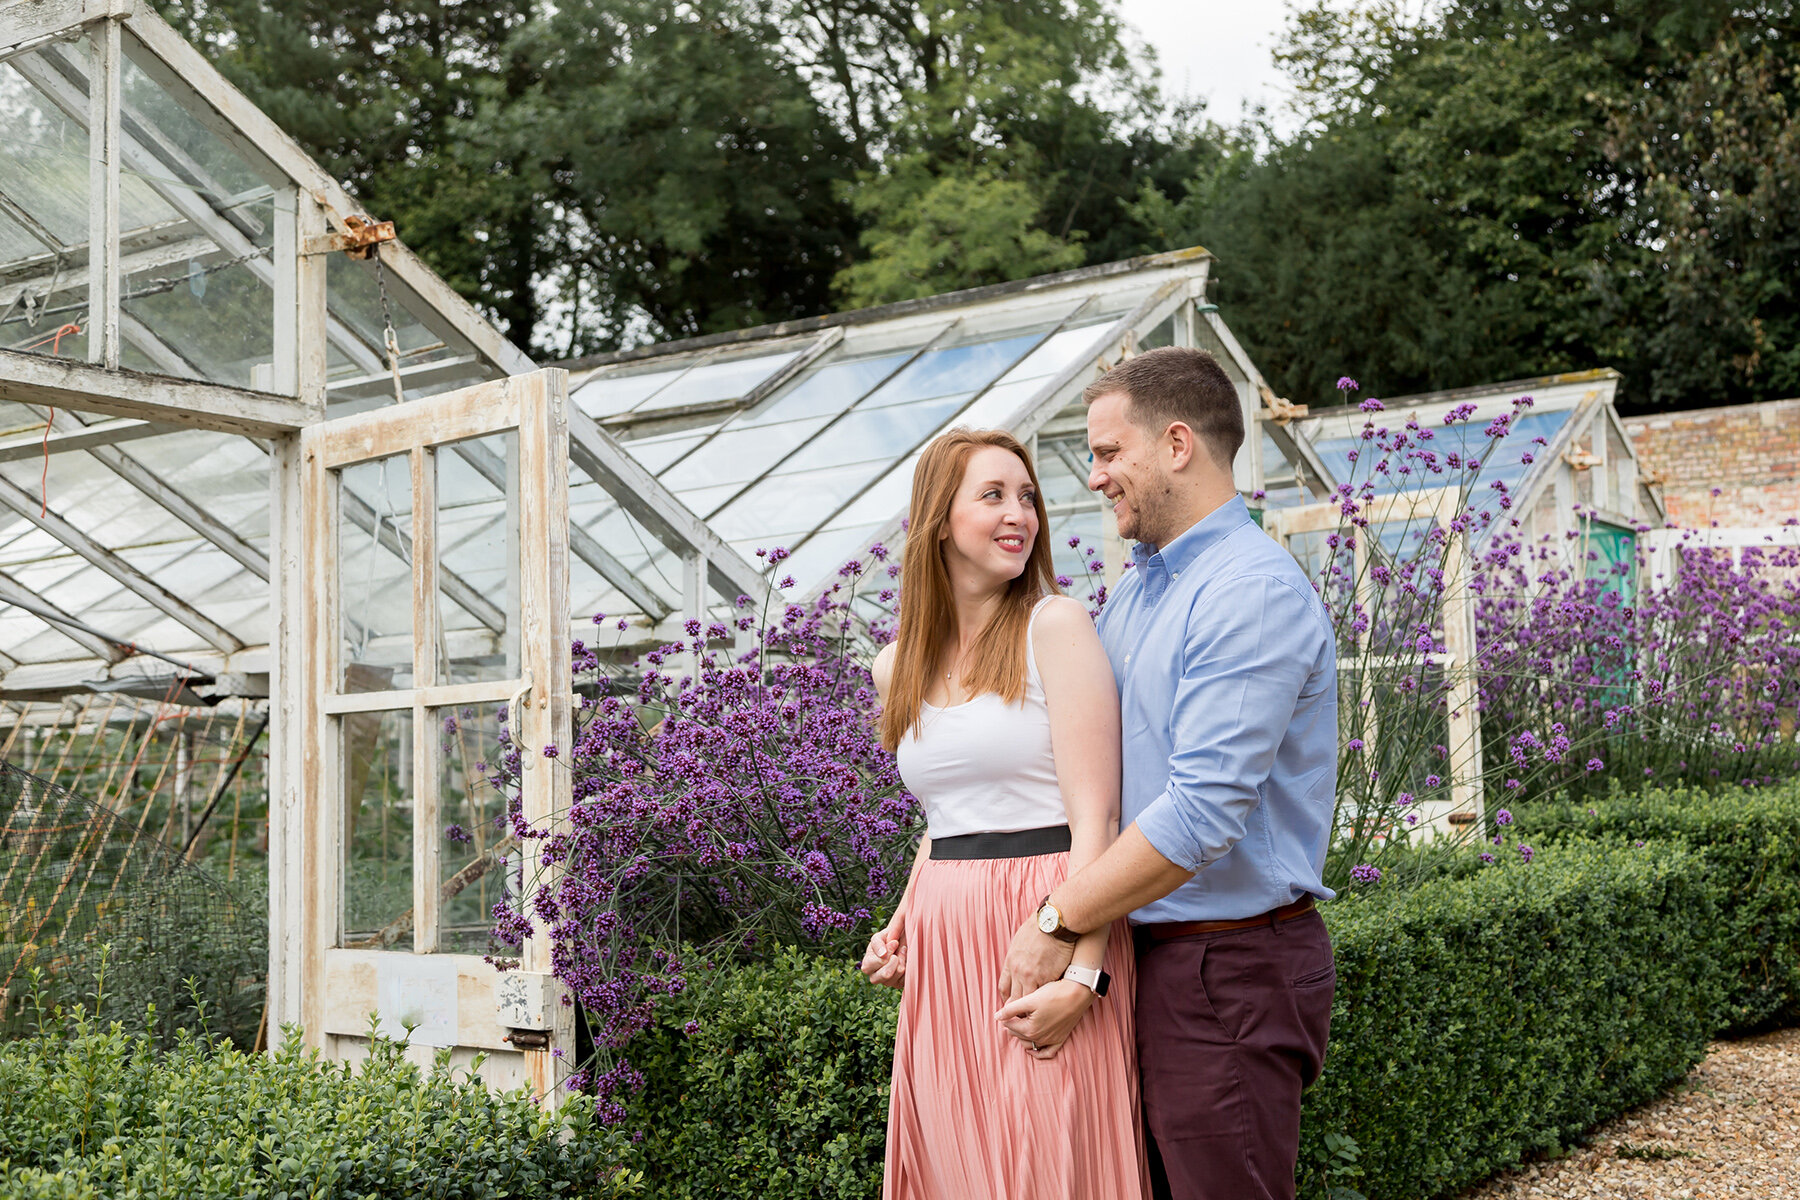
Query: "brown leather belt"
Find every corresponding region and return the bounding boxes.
[1134,896,1316,944]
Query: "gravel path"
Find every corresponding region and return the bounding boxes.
[1458,1027,1800,1199]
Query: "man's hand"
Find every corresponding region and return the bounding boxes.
[859,912,907,989]
[996,979,1095,1059]
[998,918,1076,1001]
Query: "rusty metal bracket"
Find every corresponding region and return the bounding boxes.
[303,215,396,259]
[1260,383,1309,425]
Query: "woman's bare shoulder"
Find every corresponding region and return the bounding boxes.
[871,642,898,699]
[1033,594,1098,639]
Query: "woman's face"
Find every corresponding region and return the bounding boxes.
[939,445,1039,589]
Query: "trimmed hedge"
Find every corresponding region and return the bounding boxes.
[625,782,1800,1200]
[628,949,899,1198]
[0,1010,642,1200]
[1299,839,1721,1198]
[1523,781,1800,1031]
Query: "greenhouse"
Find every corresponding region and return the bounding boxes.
[0,4,1667,1098]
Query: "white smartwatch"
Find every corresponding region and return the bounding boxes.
[1062,965,1111,997]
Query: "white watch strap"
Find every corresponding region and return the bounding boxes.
[1063,965,1102,993]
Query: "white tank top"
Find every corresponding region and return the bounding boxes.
[895,598,1067,840]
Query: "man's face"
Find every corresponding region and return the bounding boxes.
[1086,390,1176,546]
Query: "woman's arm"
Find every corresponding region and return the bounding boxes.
[863,831,929,987]
[996,597,1122,1054]
[862,643,921,988]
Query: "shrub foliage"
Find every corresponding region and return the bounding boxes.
[0,1003,641,1200]
[620,781,1800,1199]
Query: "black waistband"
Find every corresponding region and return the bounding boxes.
[930,825,1072,860]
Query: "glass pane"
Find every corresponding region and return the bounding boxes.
[824,453,918,531]
[947,379,1042,431]
[1035,438,1096,509]
[658,416,833,491]
[712,461,886,543]
[342,708,413,950]
[1308,409,1572,498]
[435,435,520,684]
[1138,312,1178,351]
[633,350,800,413]
[733,353,911,427]
[859,333,1042,408]
[339,455,415,692]
[572,366,687,418]
[0,202,50,264]
[120,35,265,201]
[324,255,443,400]
[436,703,511,954]
[779,522,886,593]
[1001,323,1113,383]
[671,481,745,520]
[0,50,92,246]
[568,463,683,621]
[122,198,274,389]
[621,430,708,474]
[802,395,973,467]
[0,49,92,363]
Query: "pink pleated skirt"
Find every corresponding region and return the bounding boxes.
[883,851,1149,1200]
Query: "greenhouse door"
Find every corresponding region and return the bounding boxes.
[293,370,573,1100]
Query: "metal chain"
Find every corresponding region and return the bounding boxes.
[372,252,406,407]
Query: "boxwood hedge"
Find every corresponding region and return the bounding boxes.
[624,781,1800,1200]
[1522,781,1800,1031]
[0,1007,642,1200]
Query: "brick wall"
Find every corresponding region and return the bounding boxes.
[1625,399,1800,528]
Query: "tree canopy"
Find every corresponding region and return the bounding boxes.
[1148,0,1800,411]
[156,0,1800,409]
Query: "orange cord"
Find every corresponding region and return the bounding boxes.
[17,322,81,519]
[20,322,82,354]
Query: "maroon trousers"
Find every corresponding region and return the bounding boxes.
[1134,910,1335,1200]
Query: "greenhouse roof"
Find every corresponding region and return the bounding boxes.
[0,5,1661,709]
[0,6,767,702]
[556,248,1213,599]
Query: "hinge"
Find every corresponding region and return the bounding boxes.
[303,215,396,259]
[1260,383,1309,426]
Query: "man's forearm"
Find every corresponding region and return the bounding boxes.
[1049,823,1193,934]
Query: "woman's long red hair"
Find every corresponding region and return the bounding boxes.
[880,429,1060,752]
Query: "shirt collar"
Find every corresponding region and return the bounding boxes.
[1130,495,1254,574]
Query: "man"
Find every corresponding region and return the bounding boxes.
[997,346,1338,1200]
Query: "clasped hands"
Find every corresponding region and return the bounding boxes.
[860,911,1089,1059]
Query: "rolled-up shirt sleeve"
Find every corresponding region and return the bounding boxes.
[1133,574,1328,873]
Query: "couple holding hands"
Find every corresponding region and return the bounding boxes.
[860,347,1339,1200]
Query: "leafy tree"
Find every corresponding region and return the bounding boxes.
[768,0,1198,306]
[519,0,860,353]
[153,0,551,348]
[157,0,1190,349]
[1603,28,1800,406]
[1147,0,1800,411]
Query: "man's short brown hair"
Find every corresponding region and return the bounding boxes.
[1083,346,1244,470]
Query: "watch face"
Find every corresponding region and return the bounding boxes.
[1037,905,1059,934]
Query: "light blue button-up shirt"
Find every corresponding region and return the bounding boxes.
[1097,495,1338,924]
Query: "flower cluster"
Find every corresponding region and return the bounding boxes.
[485,557,918,1119]
[1300,383,1799,884]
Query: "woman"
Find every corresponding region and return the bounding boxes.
[860,428,1146,1199]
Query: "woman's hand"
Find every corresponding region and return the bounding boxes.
[860,911,907,989]
[994,978,1095,1059]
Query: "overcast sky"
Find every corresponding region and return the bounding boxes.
[1115,0,1296,127]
